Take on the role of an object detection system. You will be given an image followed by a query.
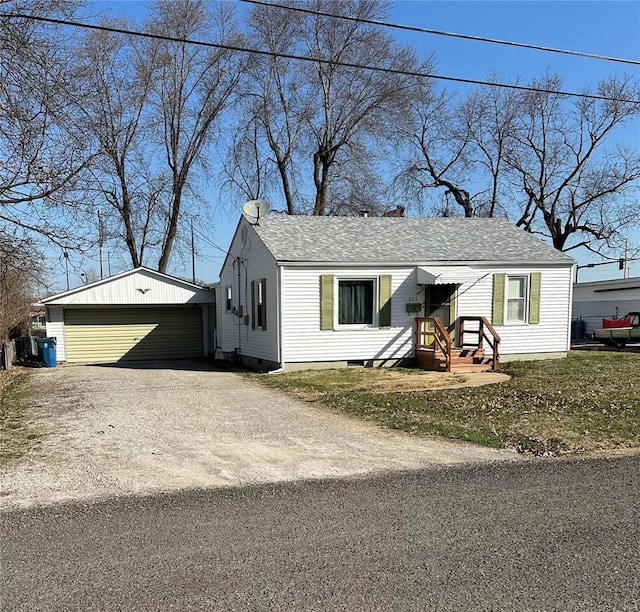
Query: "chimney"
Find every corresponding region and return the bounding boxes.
[359,209,369,217]
[382,205,405,217]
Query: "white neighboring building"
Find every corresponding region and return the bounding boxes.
[572,277,640,336]
[41,267,215,363]
[216,215,574,371]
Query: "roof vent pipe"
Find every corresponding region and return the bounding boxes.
[359,210,369,217]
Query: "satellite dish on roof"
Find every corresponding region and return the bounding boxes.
[242,199,271,224]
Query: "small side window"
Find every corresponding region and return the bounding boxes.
[251,279,267,331]
[225,286,232,312]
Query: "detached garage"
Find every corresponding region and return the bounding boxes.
[41,267,215,363]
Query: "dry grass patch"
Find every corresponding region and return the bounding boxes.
[253,353,640,456]
[0,368,37,466]
[261,367,470,401]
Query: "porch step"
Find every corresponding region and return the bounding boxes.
[416,348,497,373]
[433,348,485,358]
[444,361,495,373]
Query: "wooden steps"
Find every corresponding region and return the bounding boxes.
[416,347,496,373]
[415,316,501,373]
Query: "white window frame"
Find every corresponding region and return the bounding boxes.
[256,280,264,327]
[253,278,266,330]
[334,277,378,329]
[225,286,232,312]
[505,275,529,324]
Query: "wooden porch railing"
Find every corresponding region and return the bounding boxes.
[416,316,452,372]
[458,316,501,371]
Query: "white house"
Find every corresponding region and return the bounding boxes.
[572,277,640,336]
[215,215,574,372]
[41,267,215,363]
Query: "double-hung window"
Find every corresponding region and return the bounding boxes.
[492,272,541,326]
[506,276,527,323]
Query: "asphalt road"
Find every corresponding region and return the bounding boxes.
[1,456,639,611]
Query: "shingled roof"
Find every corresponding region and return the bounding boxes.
[250,216,574,265]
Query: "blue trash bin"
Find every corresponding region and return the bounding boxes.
[37,338,57,368]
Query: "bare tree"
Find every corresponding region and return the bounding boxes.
[400,71,640,253]
[237,3,307,214]
[400,75,520,219]
[146,0,245,272]
[223,122,272,204]
[0,0,92,246]
[72,23,163,268]
[460,79,520,218]
[508,73,640,253]
[0,230,44,341]
[400,86,475,217]
[302,0,419,215]
[230,0,423,216]
[70,0,245,272]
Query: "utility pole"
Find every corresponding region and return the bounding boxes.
[191,217,196,284]
[624,239,629,279]
[63,251,69,291]
[98,210,104,280]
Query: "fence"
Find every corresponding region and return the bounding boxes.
[0,340,16,370]
[1,337,39,370]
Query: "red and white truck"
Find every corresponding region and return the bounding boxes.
[593,312,640,347]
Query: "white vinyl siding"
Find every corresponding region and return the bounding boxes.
[44,269,211,305]
[45,306,66,362]
[218,218,279,363]
[459,266,572,356]
[63,307,203,363]
[282,264,572,364]
[281,267,416,363]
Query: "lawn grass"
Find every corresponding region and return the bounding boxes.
[0,369,34,465]
[252,352,640,455]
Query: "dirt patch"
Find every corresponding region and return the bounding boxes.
[266,368,510,400]
[359,371,511,393]
[344,369,470,392]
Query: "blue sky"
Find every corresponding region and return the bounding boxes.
[50,0,640,290]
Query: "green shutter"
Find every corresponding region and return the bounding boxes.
[251,280,256,330]
[320,275,334,330]
[379,275,392,328]
[529,272,541,324]
[492,274,505,326]
[261,278,267,331]
[449,286,458,338]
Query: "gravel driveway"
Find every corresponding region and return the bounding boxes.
[0,361,517,510]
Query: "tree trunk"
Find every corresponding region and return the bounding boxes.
[157,187,182,273]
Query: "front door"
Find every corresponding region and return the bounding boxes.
[425,283,457,338]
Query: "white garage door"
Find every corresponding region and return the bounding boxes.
[64,307,203,363]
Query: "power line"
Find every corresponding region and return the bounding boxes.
[2,12,639,104]
[239,0,640,68]
[190,224,229,255]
